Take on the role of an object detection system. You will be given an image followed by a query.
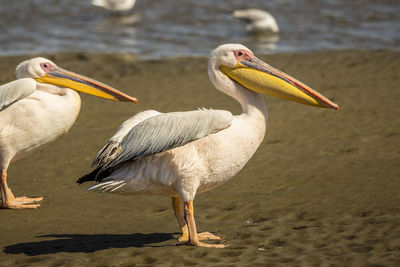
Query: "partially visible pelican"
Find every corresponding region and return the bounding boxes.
[78,44,338,248]
[233,9,280,33]
[92,0,136,12]
[0,57,137,209]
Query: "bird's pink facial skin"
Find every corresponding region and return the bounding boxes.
[234,50,253,62]
[40,62,57,72]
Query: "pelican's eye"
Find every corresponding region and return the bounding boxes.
[40,62,55,72]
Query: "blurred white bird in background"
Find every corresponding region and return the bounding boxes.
[233,9,280,33]
[92,0,136,12]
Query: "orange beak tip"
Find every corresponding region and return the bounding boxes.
[122,96,138,103]
[331,103,339,110]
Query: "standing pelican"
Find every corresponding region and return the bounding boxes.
[233,9,280,33]
[0,57,137,209]
[78,44,338,248]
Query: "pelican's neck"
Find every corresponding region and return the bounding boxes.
[37,83,69,96]
[233,84,268,143]
[209,64,267,122]
[235,83,267,116]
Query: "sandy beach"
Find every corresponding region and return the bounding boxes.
[0,50,399,266]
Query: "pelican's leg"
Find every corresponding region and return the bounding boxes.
[184,200,227,248]
[172,197,189,242]
[0,170,42,209]
[173,197,223,243]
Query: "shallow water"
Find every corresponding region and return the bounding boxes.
[0,0,398,59]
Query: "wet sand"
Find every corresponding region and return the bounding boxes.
[0,50,399,266]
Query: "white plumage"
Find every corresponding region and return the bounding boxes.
[79,44,338,247]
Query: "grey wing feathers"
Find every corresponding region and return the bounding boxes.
[91,110,161,168]
[0,78,36,111]
[98,109,233,169]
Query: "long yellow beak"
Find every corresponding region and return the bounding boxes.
[35,67,138,103]
[220,56,338,110]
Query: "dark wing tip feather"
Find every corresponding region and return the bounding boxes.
[77,167,101,184]
[77,166,115,184]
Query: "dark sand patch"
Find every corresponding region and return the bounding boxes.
[0,50,399,266]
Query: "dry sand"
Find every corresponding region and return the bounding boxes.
[0,50,399,266]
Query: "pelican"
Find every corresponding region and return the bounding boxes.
[92,0,136,12]
[78,44,338,248]
[0,57,137,209]
[233,9,280,33]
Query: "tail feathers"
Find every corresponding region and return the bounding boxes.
[87,180,126,192]
[76,167,101,184]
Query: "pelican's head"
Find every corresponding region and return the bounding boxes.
[209,44,338,110]
[16,57,138,103]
